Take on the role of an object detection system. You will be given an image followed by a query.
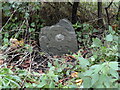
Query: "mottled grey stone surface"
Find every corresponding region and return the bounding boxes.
[39,19,78,55]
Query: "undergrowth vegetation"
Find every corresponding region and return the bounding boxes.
[0,2,119,88]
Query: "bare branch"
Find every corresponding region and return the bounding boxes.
[105,0,114,25]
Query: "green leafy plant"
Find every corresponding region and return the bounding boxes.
[0,67,22,88]
[79,61,119,88]
[1,2,119,88]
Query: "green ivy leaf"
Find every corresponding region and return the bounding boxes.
[4,38,9,44]
[29,28,35,32]
[31,22,35,27]
[78,57,90,68]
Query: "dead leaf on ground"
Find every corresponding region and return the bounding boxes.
[0,59,4,65]
[0,50,3,54]
[24,60,31,64]
[21,63,30,68]
[71,72,78,78]
[112,24,118,30]
[10,38,18,44]
[10,38,24,49]
[76,79,83,86]
[37,69,44,74]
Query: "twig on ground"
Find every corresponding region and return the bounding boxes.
[16,52,30,66]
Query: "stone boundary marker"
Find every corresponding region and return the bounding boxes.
[39,19,78,55]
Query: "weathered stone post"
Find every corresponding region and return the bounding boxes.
[39,19,78,55]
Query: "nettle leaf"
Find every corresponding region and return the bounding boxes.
[109,62,118,70]
[49,81,55,88]
[93,64,104,74]
[109,68,119,79]
[105,34,113,41]
[98,74,107,87]
[91,38,102,47]
[90,65,99,69]
[91,73,99,86]
[101,66,110,75]
[104,76,111,88]
[37,80,46,88]
[83,76,92,88]
[84,69,94,76]
[78,57,90,67]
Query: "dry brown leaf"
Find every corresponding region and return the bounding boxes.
[71,72,78,78]
[0,50,3,54]
[21,63,30,68]
[24,60,31,64]
[37,70,43,74]
[76,79,83,86]
[10,38,18,44]
[0,59,4,65]
[10,38,24,49]
[112,24,118,30]
[19,39,24,46]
